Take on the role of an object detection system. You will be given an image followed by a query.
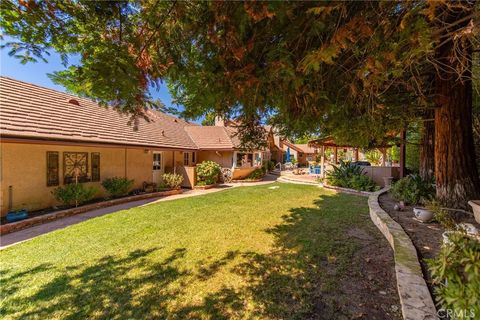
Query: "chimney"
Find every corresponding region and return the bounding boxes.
[214,116,225,127]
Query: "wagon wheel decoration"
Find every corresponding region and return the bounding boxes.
[221,168,233,183]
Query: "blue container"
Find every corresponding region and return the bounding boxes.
[309,165,321,175]
[6,210,29,223]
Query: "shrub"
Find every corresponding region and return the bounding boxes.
[326,161,378,192]
[101,177,134,198]
[391,174,435,205]
[246,168,265,180]
[196,160,221,185]
[52,183,97,207]
[427,233,480,318]
[425,200,457,230]
[161,173,183,189]
[348,174,379,192]
[262,160,275,172]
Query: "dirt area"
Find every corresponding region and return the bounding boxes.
[378,192,478,298]
[339,226,402,319]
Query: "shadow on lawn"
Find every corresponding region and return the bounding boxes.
[1,192,387,319]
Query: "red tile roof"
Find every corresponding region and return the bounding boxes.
[0,76,198,149]
[184,126,235,150]
[294,144,318,154]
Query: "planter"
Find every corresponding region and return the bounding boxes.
[413,207,434,223]
[194,183,217,190]
[0,189,183,235]
[467,200,480,224]
[6,210,29,223]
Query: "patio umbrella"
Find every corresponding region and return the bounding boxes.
[286,147,291,162]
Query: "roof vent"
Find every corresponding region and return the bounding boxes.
[68,98,80,106]
[162,130,165,136]
[174,119,178,123]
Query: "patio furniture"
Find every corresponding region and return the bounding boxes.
[309,165,321,175]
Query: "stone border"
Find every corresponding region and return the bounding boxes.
[193,183,218,190]
[230,178,263,183]
[0,189,183,235]
[322,184,373,197]
[368,188,438,320]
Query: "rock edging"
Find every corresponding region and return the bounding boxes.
[323,184,373,197]
[368,187,438,320]
[0,189,183,235]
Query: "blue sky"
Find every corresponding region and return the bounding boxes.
[0,41,182,115]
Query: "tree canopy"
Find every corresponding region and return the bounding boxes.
[1,0,479,206]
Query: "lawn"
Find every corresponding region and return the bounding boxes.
[0,183,398,319]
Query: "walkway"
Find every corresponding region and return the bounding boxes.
[0,175,277,249]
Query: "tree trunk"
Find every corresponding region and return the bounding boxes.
[434,1,480,209]
[419,114,435,181]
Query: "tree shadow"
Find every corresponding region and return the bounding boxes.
[1,192,396,319]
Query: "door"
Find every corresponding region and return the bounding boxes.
[152,152,163,184]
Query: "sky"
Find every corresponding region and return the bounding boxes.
[0,39,183,116]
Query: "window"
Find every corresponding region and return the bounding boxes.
[63,152,89,184]
[91,153,100,182]
[183,152,190,166]
[153,153,162,170]
[191,152,196,164]
[236,153,253,167]
[46,151,59,186]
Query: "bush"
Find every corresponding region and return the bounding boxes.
[161,173,183,189]
[196,160,221,185]
[427,233,480,318]
[262,160,275,172]
[52,183,97,207]
[246,168,265,180]
[391,174,435,205]
[101,177,134,198]
[326,160,378,191]
[348,174,379,192]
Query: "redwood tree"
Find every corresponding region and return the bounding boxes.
[433,1,480,207]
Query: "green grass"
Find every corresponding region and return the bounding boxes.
[0,183,372,319]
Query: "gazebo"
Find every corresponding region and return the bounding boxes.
[308,136,407,185]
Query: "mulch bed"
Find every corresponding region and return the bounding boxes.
[378,192,479,300]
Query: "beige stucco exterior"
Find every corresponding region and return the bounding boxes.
[0,141,199,216]
[197,150,234,168]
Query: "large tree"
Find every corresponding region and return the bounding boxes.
[1,0,478,207]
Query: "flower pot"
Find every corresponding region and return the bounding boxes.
[413,207,434,223]
[467,200,480,224]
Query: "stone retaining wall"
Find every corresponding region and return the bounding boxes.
[0,189,183,235]
[368,188,438,320]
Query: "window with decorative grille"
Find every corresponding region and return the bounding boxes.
[183,152,189,166]
[46,151,59,186]
[91,153,100,182]
[63,152,89,184]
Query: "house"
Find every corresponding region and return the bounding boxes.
[0,77,275,216]
[279,140,319,166]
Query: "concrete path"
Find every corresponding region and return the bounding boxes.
[0,175,277,249]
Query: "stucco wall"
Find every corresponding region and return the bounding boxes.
[1,142,154,216]
[197,150,234,168]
